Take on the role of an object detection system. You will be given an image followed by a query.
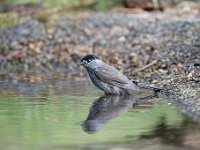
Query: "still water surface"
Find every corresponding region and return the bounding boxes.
[0,78,199,150]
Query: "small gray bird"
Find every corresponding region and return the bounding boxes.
[80,54,161,95]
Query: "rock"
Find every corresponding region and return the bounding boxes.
[123,0,194,10]
[124,0,156,10]
[28,43,35,50]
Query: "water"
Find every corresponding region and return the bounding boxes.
[0,78,199,150]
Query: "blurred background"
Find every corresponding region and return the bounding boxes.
[0,0,199,82]
[0,1,199,150]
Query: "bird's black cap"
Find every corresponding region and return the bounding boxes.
[81,54,99,62]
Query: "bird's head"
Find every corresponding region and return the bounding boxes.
[80,54,102,70]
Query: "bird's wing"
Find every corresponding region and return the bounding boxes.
[94,64,130,87]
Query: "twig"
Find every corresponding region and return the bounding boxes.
[132,60,158,75]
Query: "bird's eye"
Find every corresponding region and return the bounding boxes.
[87,59,91,63]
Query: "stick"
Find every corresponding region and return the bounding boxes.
[131,60,158,75]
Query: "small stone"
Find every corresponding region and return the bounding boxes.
[187,72,193,79]
[28,43,35,50]
[118,36,126,42]
[196,98,200,102]
[34,47,41,54]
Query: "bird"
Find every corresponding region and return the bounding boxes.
[80,54,162,95]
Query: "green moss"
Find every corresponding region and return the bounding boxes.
[36,13,49,23]
[0,45,10,55]
[5,0,39,5]
[95,0,123,10]
[5,0,124,10]
[0,13,19,28]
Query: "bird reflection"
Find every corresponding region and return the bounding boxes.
[82,94,155,133]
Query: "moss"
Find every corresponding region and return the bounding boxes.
[0,45,10,55]
[95,0,123,10]
[4,0,39,5]
[5,0,124,10]
[36,13,49,23]
[0,13,19,28]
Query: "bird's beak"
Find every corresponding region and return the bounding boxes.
[80,61,85,66]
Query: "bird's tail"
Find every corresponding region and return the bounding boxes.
[132,80,162,95]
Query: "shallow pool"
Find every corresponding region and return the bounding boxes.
[0,78,199,150]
